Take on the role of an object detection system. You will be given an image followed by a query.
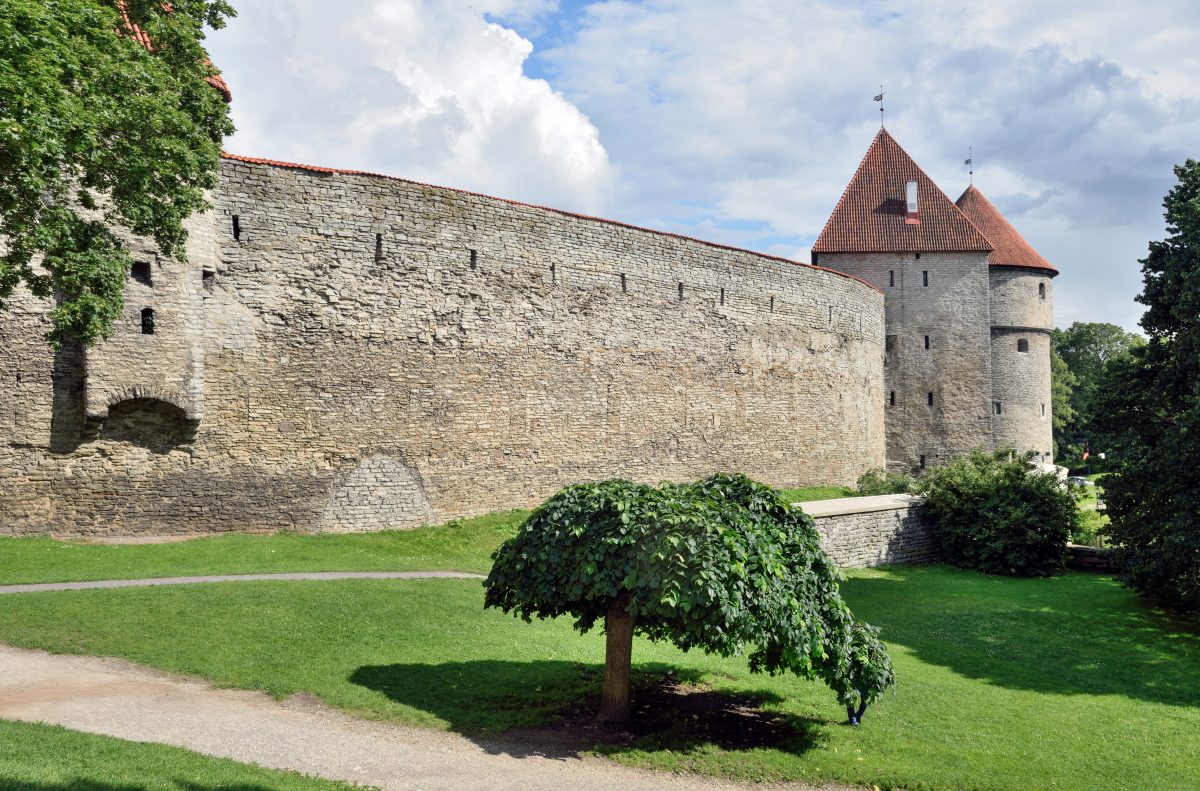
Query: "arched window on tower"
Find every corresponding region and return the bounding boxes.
[140,307,155,335]
[1038,282,1046,301]
[1017,338,1029,353]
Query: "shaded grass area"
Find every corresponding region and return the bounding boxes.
[778,485,856,503]
[0,510,527,585]
[0,568,1196,789]
[0,719,358,791]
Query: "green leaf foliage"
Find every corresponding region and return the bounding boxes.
[854,468,915,496]
[915,449,1076,577]
[483,474,895,715]
[0,0,235,348]
[1092,159,1200,611]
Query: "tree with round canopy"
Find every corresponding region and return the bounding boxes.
[483,474,895,724]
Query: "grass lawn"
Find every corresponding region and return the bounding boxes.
[0,719,358,791]
[779,485,857,503]
[0,567,1196,790]
[0,510,528,585]
[0,487,852,585]
[1073,476,1109,546]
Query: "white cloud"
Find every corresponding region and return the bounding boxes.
[206,0,1200,332]
[207,0,613,212]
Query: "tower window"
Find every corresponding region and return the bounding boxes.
[919,454,927,469]
[375,234,384,261]
[1017,338,1029,353]
[201,269,215,290]
[678,282,685,300]
[927,392,934,406]
[1041,403,1047,418]
[889,391,895,406]
[1039,282,1046,300]
[924,335,931,350]
[140,307,155,335]
[888,270,895,287]
[993,401,1003,415]
[922,270,929,287]
[130,261,152,286]
[231,215,241,241]
[719,287,725,305]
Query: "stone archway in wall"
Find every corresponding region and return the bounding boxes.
[94,397,196,454]
[318,457,435,533]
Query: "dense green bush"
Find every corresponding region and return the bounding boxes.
[484,474,895,724]
[855,468,915,496]
[915,449,1076,577]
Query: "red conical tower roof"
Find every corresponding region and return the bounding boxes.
[955,185,1056,274]
[813,129,992,254]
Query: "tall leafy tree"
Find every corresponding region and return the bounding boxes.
[1051,322,1144,456]
[1093,160,1200,610]
[1049,347,1077,458]
[484,475,895,725]
[0,0,234,348]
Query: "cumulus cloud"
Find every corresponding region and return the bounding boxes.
[526,0,1200,331]
[207,0,1200,331]
[207,0,614,212]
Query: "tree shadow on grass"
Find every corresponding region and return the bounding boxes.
[841,565,1200,709]
[350,660,827,761]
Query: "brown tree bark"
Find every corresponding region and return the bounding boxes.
[597,592,634,723]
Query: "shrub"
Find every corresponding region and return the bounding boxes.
[484,474,895,724]
[915,449,1076,577]
[855,468,916,496]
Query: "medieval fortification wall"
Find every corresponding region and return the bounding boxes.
[0,157,886,536]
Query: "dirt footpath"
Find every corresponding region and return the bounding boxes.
[0,645,851,791]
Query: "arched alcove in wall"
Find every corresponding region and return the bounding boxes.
[97,397,194,453]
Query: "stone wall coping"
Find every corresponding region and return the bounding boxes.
[798,493,923,518]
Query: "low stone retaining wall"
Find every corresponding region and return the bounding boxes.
[800,494,938,568]
[1067,543,1118,572]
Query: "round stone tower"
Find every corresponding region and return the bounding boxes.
[956,186,1057,463]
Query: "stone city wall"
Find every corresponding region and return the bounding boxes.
[804,494,938,568]
[0,157,886,536]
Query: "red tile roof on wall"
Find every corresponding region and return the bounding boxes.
[812,129,993,254]
[219,152,883,295]
[955,185,1057,274]
[118,2,232,102]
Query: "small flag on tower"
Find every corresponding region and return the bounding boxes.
[964,157,972,166]
[873,91,884,102]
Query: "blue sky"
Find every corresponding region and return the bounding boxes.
[206,1,1200,333]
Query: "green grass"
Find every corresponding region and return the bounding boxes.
[0,488,859,586]
[0,719,359,791]
[0,567,1195,790]
[779,485,856,502]
[0,509,527,585]
[1073,477,1109,546]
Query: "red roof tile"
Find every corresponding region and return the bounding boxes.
[955,185,1057,274]
[220,152,883,295]
[813,129,993,254]
[118,2,231,102]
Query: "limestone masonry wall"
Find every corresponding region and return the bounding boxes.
[805,495,937,568]
[813,251,995,472]
[0,158,886,536]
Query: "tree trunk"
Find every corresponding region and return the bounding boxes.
[598,592,634,723]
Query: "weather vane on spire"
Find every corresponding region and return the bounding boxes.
[873,85,885,128]
[965,147,974,185]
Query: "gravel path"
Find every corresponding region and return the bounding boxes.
[0,570,485,595]
[0,645,847,791]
